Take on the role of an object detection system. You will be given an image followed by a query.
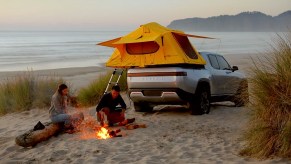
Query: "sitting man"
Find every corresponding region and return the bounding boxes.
[96,85,135,127]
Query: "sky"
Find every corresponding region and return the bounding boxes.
[0,0,290,31]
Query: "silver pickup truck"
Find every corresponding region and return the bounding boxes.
[127,52,248,115]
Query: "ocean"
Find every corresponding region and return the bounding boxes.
[0,31,280,72]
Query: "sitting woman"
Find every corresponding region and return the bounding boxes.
[49,84,83,133]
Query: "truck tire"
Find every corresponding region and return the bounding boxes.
[134,102,153,112]
[233,81,249,107]
[190,85,210,115]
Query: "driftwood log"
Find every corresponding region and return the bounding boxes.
[15,112,84,147]
[15,122,61,147]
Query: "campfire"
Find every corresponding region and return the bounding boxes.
[79,126,122,140]
[96,127,122,139]
[96,127,110,139]
[78,118,122,140]
[78,117,146,140]
[96,127,111,139]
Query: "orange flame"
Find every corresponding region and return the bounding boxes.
[96,127,111,139]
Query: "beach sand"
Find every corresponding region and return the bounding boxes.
[0,54,289,164]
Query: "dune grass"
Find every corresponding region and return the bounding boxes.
[77,69,127,107]
[0,72,65,115]
[0,69,127,115]
[240,33,291,159]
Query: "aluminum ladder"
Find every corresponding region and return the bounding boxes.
[104,69,124,94]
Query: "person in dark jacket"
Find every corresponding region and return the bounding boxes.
[96,85,135,126]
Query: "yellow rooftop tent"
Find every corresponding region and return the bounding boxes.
[98,22,214,68]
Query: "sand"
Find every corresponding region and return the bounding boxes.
[0,54,289,164]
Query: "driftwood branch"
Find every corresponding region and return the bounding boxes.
[15,112,84,147]
[15,122,61,147]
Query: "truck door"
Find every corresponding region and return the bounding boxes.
[216,55,240,94]
[207,54,226,95]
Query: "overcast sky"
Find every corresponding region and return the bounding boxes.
[0,0,290,31]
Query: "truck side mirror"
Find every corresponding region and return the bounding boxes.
[232,66,238,72]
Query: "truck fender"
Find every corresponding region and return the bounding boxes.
[195,80,211,95]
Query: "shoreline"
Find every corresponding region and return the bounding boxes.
[0,52,261,74]
[0,66,112,90]
[0,52,262,89]
[0,66,107,77]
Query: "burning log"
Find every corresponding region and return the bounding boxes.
[96,127,122,139]
[94,123,146,139]
[109,129,122,137]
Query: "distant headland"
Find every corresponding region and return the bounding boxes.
[167,10,291,32]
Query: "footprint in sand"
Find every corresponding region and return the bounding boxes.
[5,145,19,152]
[0,137,12,146]
[0,128,5,133]
[51,149,69,158]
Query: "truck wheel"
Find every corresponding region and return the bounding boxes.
[134,102,153,112]
[190,85,210,115]
[233,81,249,107]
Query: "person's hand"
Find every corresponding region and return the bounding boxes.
[97,111,105,126]
[96,111,104,121]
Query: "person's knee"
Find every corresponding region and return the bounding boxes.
[101,107,110,115]
[51,114,70,123]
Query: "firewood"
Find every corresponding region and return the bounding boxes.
[125,123,146,130]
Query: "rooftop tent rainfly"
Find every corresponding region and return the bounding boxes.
[97,22,214,68]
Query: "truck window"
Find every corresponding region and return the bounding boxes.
[208,55,220,69]
[217,56,231,70]
[126,41,159,55]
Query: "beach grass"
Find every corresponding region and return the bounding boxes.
[240,32,291,159]
[0,72,65,115]
[77,69,127,107]
[32,77,66,108]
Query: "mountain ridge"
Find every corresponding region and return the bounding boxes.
[167,11,291,32]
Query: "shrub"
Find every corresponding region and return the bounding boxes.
[240,32,291,159]
[77,69,127,107]
[0,72,65,115]
[0,83,13,114]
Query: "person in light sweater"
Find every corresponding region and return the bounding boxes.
[49,84,83,132]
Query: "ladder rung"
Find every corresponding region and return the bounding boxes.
[112,69,123,75]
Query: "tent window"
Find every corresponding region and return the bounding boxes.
[126,41,159,55]
[173,33,198,59]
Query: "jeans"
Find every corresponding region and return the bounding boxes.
[51,114,72,126]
